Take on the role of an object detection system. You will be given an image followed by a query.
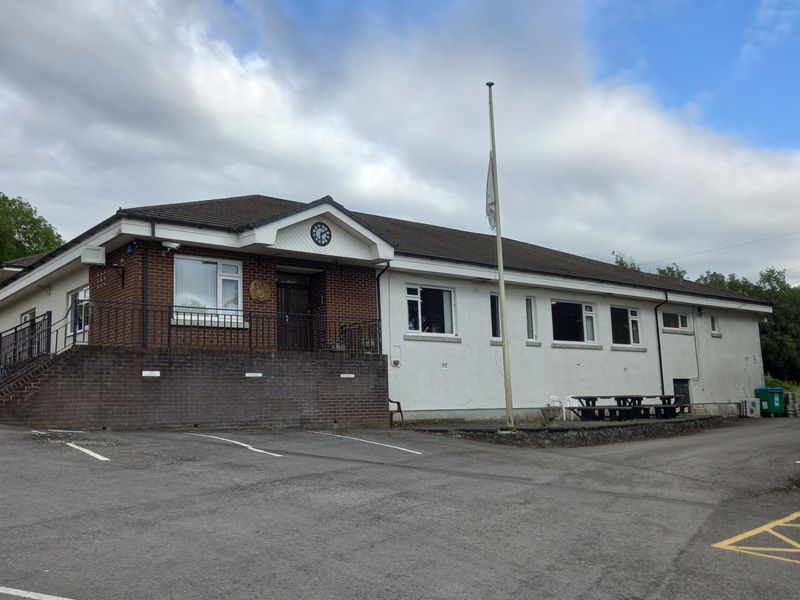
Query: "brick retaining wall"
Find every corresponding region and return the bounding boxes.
[0,346,389,430]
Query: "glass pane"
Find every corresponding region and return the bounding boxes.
[442,290,453,333]
[611,307,630,344]
[420,288,453,334]
[490,295,500,337]
[407,299,419,331]
[680,314,688,328]
[406,287,418,296]
[585,315,595,342]
[175,258,217,311]
[584,305,593,313]
[221,279,239,312]
[221,263,239,275]
[552,301,583,341]
[631,319,640,344]
[526,298,535,340]
[663,313,679,328]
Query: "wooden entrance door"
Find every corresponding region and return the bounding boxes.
[277,273,313,350]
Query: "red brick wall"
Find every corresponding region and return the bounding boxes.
[87,241,379,352]
[1,346,389,430]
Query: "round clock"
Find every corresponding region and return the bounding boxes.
[310,221,332,246]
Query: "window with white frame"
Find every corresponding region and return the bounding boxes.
[20,308,35,325]
[710,316,721,335]
[551,300,595,342]
[611,306,641,345]
[526,297,538,341]
[67,286,90,335]
[490,294,500,338]
[662,311,690,330]
[174,256,243,316]
[406,286,454,334]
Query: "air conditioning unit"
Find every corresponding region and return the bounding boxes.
[739,398,759,418]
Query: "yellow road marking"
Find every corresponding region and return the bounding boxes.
[767,528,800,549]
[712,511,800,565]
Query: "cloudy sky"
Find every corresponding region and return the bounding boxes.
[1,0,799,282]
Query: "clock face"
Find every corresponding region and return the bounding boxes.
[310,221,332,246]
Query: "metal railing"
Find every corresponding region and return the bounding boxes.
[4,300,381,364]
[0,312,52,378]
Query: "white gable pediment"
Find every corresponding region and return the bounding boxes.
[237,201,394,262]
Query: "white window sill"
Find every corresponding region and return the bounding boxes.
[711,332,722,338]
[611,344,647,352]
[525,340,542,347]
[551,342,603,350]
[404,333,462,343]
[171,318,249,329]
[490,338,502,346]
[662,328,693,336]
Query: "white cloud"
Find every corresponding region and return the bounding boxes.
[1,0,799,283]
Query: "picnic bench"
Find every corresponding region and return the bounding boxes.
[568,395,690,421]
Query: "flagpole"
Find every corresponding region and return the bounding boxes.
[486,81,514,429]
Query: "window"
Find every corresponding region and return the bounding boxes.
[174,256,242,316]
[662,312,689,330]
[490,294,500,338]
[710,316,721,335]
[525,297,538,341]
[551,301,595,342]
[67,286,90,335]
[406,286,454,334]
[611,307,640,345]
[20,308,35,324]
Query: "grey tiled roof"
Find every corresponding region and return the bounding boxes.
[119,194,768,306]
[1,252,49,268]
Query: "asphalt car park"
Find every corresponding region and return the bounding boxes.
[1,419,799,600]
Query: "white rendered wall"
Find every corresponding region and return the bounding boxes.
[659,307,764,404]
[0,264,89,333]
[380,270,765,414]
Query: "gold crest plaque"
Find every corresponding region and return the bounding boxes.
[249,279,271,303]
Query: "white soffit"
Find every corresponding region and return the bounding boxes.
[120,204,394,262]
[0,221,124,304]
[389,256,772,314]
[239,203,394,261]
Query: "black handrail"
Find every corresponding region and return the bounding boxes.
[0,311,52,378]
[1,301,381,371]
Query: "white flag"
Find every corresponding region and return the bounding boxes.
[486,152,496,231]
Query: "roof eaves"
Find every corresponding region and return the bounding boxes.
[0,214,122,291]
[243,195,399,247]
[116,209,241,233]
[394,250,772,307]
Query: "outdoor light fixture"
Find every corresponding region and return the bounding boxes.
[161,241,181,251]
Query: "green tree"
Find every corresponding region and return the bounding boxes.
[0,193,64,262]
[611,250,641,271]
[656,263,687,279]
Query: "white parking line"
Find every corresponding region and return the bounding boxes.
[0,586,78,599]
[310,431,423,455]
[65,442,110,461]
[185,433,282,457]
